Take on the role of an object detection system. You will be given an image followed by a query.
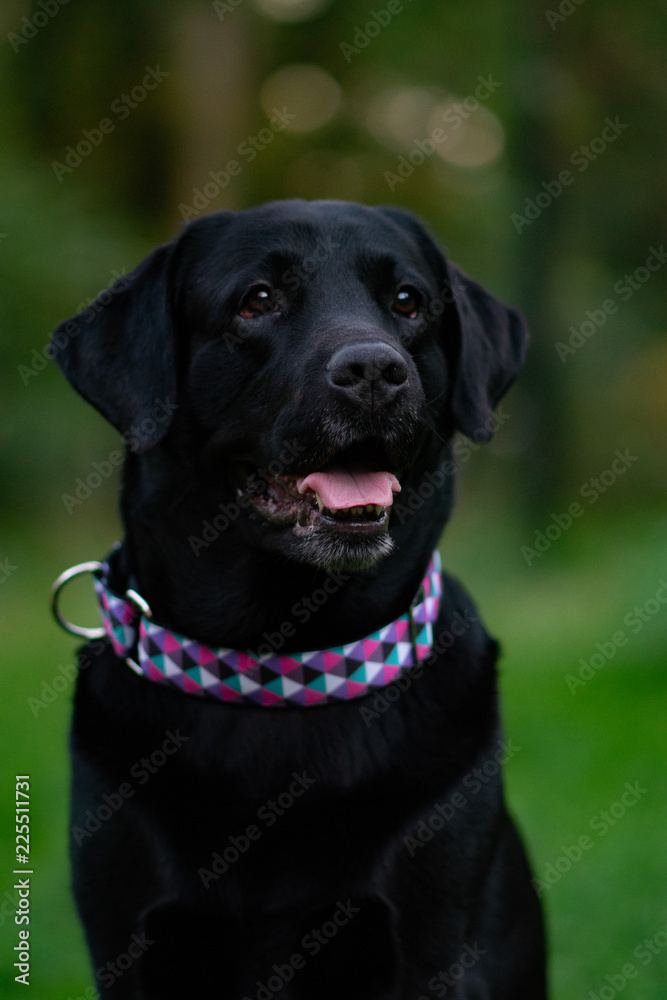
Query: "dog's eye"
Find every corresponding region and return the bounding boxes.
[392,286,421,319]
[238,285,278,319]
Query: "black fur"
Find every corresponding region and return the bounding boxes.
[52,200,546,999]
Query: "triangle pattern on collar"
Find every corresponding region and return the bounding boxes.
[93,550,442,708]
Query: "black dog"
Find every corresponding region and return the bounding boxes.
[52,200,546,999]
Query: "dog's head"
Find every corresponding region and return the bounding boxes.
[51,200,527,573]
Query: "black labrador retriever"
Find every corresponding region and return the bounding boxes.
[51,200,546,999]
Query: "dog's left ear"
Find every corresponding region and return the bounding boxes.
[377,206,529,443]
[445,261,529,442]
[49,243,177,452]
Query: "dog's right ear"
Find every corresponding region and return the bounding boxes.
[50,243,177,453]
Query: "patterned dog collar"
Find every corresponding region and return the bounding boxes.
[89,550,442,708]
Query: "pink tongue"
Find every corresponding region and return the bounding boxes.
[296,468,401,511]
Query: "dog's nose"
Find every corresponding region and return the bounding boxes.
[326,343,408,406]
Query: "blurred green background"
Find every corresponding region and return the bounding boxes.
[1,0,666,997]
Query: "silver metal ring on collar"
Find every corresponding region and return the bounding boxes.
[50,561,107,639]
[51,562,154,640]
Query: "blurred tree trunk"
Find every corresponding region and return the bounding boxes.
[169,7,254,215]
[510,22,571,513]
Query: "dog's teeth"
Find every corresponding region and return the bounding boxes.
[374,505,384,517]
[365,504,375,513]
[315,493,324,512]
[350,506,364,517]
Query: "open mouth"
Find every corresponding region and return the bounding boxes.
[238,444,402,535]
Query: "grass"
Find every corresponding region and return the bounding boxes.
[1,506,665,999]
[445,498,667,999]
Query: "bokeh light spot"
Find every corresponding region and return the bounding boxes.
[429,104,504,168]
[260,64,341,132]
[252,0,331,21]
[365,87,440,149]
